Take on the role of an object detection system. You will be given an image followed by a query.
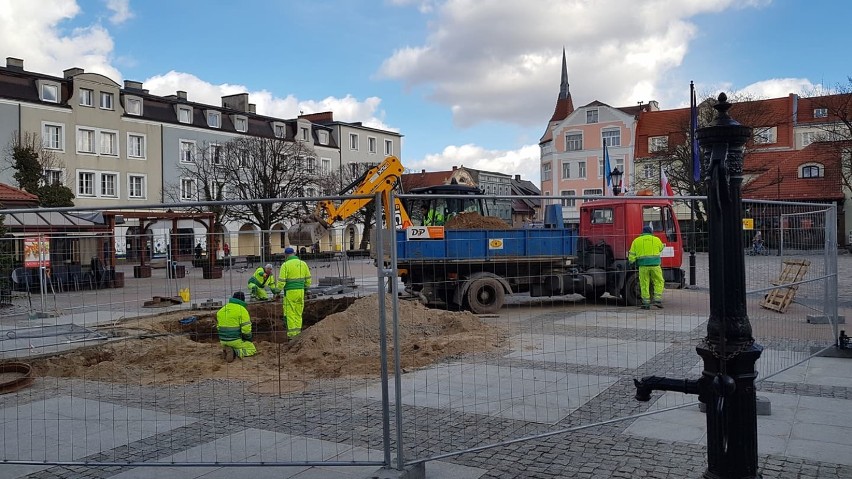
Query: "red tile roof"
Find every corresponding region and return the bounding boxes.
[742,142,846,201]
[0,183,39,206]
[401,171,452,192]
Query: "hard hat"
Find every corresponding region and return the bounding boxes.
[284,247,295,254]
[642,225,653,234]
[232,291,246,301]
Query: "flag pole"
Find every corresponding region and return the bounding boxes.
[689,80,697,286]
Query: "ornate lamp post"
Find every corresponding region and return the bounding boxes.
[610,167,623,195]
[634,93,763,478]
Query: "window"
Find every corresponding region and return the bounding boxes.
[300,127,309,141]
[643,163,655,179]
[44,169,63,186]
[180,178,196,200]
[814,108,828,118]
[349,133,359,150]
[100,92,114,110]
[238,150,248,168]
[368,137,377,153]
[384,139,393,156]
[602,129,620,147]
[125,97,142,115]
[210,181,226,200]
[800,163,823,178]
[100,131,117,155]
[318,131,329,145]
[101,173,118,197]
[178,107,192,124]
[41,83,59,103]
[589,208,614,224]
[578,161,587,178]
[78,171,95,196]
[560,190,576,207]
[582,188,603,203]
[321,158,332,174]
[77,128,96,153]
[305,157,316,175]
[79,88,94,107]
[586,109,598,124]
[274,124,285,138]
[180,141,195,163]
[306,187,318,198]
[566,133,583,151]
[234,117,247,132]
[43,123,63,150]
[561,161,571,179]
[211,144,222,164]
[753,126,776,144]
[207,111,220,128]
[542,162,552,181]
[801,131,817,147]
[649,136,668,152]
[128,175,145,198]
[128,134,146,158]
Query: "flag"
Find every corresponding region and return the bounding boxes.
[661,167,675,197]
[603,143,613,196]
[690,82,700,182]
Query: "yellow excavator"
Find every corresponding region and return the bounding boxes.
[287,155,485,246]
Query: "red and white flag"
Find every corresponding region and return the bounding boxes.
[661,167,675,197]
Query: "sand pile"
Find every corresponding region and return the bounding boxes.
[29,295,505,387]
[445,212,510,230]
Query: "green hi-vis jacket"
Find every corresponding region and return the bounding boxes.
[278,256,312,291]
[216,297,252,341]
[248,267,276,289]
[628,233,664,266]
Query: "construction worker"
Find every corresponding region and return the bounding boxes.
[216,291,256,362]
[628,225,665,310]
[277,247,312,338]
[248,263,279,300]
[424,202,445,226]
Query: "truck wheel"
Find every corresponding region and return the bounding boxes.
[465,278,505,314]
[622,273,641,306]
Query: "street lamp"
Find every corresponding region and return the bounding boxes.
[610,167,623,195]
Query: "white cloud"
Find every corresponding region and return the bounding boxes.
[0,0,120,80]
[143,71,394,130]
[736,78,819,100]
[105,0,134,24]
[409,143,541,183]
[379,0,771,128]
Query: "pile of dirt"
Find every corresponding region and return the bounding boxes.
[28,295,506,388]
[445,212,510,230]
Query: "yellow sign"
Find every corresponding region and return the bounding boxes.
[742,218,754,230]
[488,239,504,250]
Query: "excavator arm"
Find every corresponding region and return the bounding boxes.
[287,156,412,246]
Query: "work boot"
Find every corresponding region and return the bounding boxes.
[640,304,651,310]
[223,347,235,363]
[653,301,664,309]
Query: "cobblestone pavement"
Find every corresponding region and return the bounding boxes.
[0,253,850,478]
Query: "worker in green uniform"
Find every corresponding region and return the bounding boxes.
[216,291,257,362]
[248,263,279,300]
[424,202,445,226]
[628,225,665,310]
[277,247,312,338]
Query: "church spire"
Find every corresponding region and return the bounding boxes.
[559,47,570,100]
[548,47,574,123]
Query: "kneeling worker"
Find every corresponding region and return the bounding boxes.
[278,247,312,338]
[248,263,279,300]
[216,291,257,362]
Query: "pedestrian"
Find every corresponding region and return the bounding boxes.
[216,291,257,362]
[194,242,203,259]
[277,247,312,338]
[223,243,230,257]
[248,263,279,301]
[628,225,665,309]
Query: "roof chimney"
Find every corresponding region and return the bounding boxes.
[124,80,144,90]
[452,166,457,171]
[5,57,23,70]
[176,90,187,101]
[222,93,249,112]
[421,169,426,174]
[515,174,521,181]
[248,103,256,114]
[63,67,84,78]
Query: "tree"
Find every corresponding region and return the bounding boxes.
[5,132,75,207]
[805,78,852,191]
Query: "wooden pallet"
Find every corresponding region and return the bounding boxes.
[760,259,810,313]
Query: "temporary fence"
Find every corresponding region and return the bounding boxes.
[0,192,842,475]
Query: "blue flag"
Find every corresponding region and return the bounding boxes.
[691,82,700,182]
[604,143,613,196]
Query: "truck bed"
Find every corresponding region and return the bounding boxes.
[396,228,578,261]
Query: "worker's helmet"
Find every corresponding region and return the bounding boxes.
[232,291,246,301]
[642,225,653,234]
[284,247,295,255]
[264,263,273,272]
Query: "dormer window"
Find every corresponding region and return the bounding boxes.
[754,126,777,144]
[814,108,828,118]
[79,88,94,107]
[273,123,285,138]
[178,107,192,124]
[41,82,59,103]
[207,111,221,128]
[234,116,247,132]
[100,92,114,110]
[318,130,329,145]
[586,109,599,124]
[125,97,142,115]
[300,127,309,141]
[649,136,668,152]
[800,163,824,178]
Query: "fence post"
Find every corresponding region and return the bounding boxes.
[374,192,393,469]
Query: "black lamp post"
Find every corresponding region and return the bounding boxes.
[633,93,763,478]
[610,167,623,195]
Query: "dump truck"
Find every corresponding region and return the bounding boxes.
[396,197,685,313]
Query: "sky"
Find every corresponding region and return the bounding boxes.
[1,0,850,185]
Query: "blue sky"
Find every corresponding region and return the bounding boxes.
[1,0,850,184]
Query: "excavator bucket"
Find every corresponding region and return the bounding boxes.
[287,215,330,246]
